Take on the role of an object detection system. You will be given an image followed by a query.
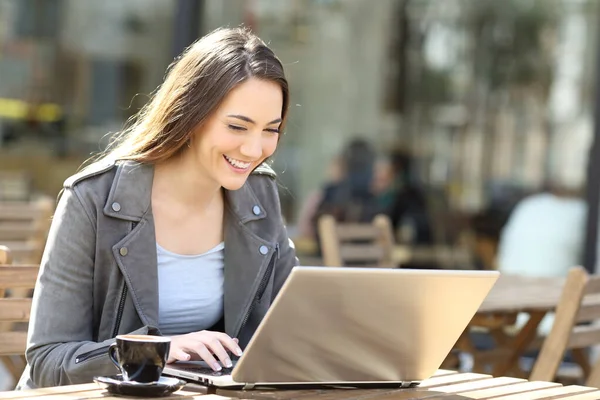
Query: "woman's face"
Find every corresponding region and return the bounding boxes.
[190,78,283,190]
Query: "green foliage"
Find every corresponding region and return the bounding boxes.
[464,0,559,93]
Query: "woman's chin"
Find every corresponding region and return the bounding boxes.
[219,176,249,191]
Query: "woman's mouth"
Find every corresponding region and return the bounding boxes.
[224,155,252,171]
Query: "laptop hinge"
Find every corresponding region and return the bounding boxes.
[400,381,414,388]
[242,383,256,390]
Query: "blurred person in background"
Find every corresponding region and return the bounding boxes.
[497,179,587,334]
[18,27,298,389]
[294,139,376,260]
[371,149,432,246]
[299,138,378,255]
[311,138,377,227]
[295,155,344,239]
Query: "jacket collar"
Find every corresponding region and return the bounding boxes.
[104,160,266,224]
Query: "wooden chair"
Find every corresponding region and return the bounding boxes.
[0,245,11,264]
[0,197,54,263]
[529,266,600,387]
[0,245,39,383]
[318,214,396,268]
[0,171,32,202]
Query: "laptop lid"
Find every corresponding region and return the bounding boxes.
[232,266,499,384]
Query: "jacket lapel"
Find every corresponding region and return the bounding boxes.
[105,161,159,328]
[223,183,276,338]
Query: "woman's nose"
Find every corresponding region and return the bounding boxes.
[240,134,263,159]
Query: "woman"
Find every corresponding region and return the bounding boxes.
[18,27,298,389]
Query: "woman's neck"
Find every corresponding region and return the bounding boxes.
[153,154,222,210]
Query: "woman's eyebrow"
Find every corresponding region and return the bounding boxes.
[227,114,282,125]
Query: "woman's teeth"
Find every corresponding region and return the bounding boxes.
[224,155,251,169]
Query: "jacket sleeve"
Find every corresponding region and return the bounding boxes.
[25,187,157,387]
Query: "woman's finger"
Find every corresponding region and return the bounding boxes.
[204,337,232,368]
[216,333,243,356]
[190,342,221,371]
[167,347,191,363]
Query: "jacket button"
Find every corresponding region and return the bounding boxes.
[119,247,128,256]
[252,205,261,215]
[112,202,121,212]
[259,245,268,255]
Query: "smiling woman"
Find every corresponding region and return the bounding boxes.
[18,27,298,389]
[178,78,284,191]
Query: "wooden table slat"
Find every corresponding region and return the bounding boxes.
[0,369,598,400]
[478,274,564,313]
[217,388,325,400]
[4,389,107,400]
[286,388,410,400]
[217,373,493,400]
[142,394,233,400]
[0,384,98,399]
[295,390,397,400]
[138,391,226,400]
[433,370,459,377]
[101,394,233,400]
[489,385,598,400]
[456,381,561,399]
[424,376,525,395]
[551,390,600,400]
[366,390,445,399]
[298,377,517,400]
[416,373,492,389]
[0,384,222,400]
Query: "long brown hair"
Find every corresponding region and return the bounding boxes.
[98,27,289,164]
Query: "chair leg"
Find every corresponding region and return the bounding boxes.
[586,354,600,388]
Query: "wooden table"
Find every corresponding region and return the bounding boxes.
[479,274,564,314]
[2,370,600,399]
[471,274,565,377]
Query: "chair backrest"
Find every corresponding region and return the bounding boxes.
[530,266,600,386]
[0,197,54,263]
[318,214,396,268]
[0,171,32,202]
[0,245,11,265]
[0,262,39,356]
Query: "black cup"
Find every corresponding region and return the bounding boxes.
[108,334,171,383]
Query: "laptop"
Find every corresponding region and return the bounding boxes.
[163,266,499,389]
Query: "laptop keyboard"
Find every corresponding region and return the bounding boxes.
[177,366,234,376]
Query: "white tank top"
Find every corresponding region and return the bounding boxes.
[156,242,225,335]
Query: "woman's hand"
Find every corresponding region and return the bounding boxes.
[167,331,243,371]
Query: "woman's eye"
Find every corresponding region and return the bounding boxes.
[265,128,280,134]
[228,125,246,131]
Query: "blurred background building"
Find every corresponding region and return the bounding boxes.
[0,0,599,261]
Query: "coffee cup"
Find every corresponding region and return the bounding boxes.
[108,334,171,383]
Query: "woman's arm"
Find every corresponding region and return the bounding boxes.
[26,187,155,387]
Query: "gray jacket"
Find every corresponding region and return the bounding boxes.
[18,160,298,389]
